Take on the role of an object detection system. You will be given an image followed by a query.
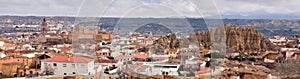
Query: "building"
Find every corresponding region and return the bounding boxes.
[41,55,95,76]
[165,49,179,57]
[137,64,181,76]
[263,53,283,63]
[115,55,132,63]
[194,68,211,78]
[0,54,32,76]
[95,29,113,42]
[132,53,149,61]
[96,47,111,56]
[41,18,48,34]
[68,25,113,43]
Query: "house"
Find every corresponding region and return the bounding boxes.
[143,38,154,45]
[34,54,54,69]
[96,47,111,56]
[268,36,287,46]
[194,68,211,78]
[136,64,181,76]
[165,49,179,57]
[132,53,149,61]
[0,41,4,48]
[281,48,298,52]
[263,53,284,63]
[151,54,169,61]
[291,53,300,59]
[115,55,132,62]
[0,52,6,58]
[1,54,30,76]
[95,57,117,64]
[41,55,95,76]
[200,49,210,55]
[2,43,15,50]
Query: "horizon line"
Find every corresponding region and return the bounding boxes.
[0,14,299,20]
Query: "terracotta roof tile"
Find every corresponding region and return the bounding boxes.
[96,58,117,63]
[195,68,211,74]
[42,55,93,63]
[132,53,149,59]
[116,55,131,59]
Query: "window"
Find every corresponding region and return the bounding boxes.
[72,64,75,68]
[63,64,67,67]
[53,63,57,66]
[81,64,85,67]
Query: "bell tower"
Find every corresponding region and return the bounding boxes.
[41,18,48,34]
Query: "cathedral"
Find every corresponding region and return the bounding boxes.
[41,18,48,34]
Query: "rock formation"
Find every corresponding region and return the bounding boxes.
[154,24,275,54]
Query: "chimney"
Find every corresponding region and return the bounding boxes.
[68,55,71,61]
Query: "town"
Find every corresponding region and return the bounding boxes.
[0,17,300,79]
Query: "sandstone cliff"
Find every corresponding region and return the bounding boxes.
[154,25,275,54]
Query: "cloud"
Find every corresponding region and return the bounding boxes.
[0,0,299,18]
[0,0,82,16]
[215,0,300,15]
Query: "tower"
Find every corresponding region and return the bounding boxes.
[95,26,99,35]
[41,18,48,34]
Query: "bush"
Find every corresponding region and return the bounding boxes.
[0,76,14,78]
[204,52,226,59]
[146,57,153,62]
[234,54,249,61]
[248,57,256,62]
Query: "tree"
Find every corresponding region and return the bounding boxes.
[146,57,153,62]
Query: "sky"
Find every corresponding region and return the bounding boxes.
[0,0,299,19]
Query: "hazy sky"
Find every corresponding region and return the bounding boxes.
[0,0,299,19]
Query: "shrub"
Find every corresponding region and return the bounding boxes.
[204,52,226,59]
[234,54,249,61]
[146,57,153,62]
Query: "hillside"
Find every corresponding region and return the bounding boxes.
[134,23,172,35]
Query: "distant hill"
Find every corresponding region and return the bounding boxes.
[1,16,300,36]
[134,23,172,35]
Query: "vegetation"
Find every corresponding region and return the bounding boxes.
[146,57,153,62]
[248,57,256,62]
[0,76,14,78]
[204,52,226,58]
[234,54,250,61]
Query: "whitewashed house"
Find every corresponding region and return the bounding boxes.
[41,55,95,76]
[115,55,132,62]
[0,52,6,58]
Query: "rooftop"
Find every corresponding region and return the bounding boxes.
[41,55,94,63]
[132,53,149,59]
